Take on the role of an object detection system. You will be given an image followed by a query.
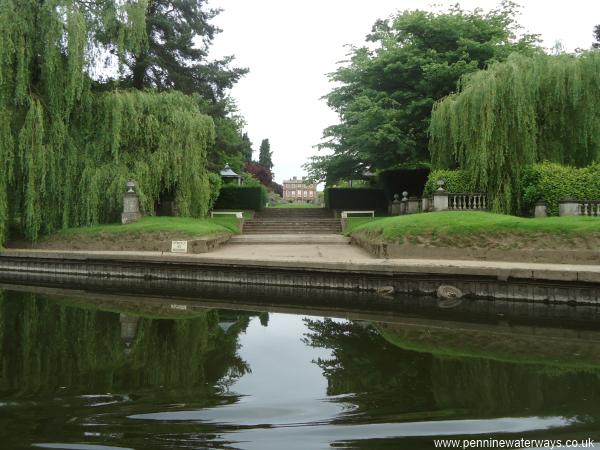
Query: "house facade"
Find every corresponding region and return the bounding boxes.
[282,176,317,203]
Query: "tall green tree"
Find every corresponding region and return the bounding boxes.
[198,97,250,173]
[121,0,247,100]
[430,52,600,213]
[593,24,600,49]
[115,0,249,173]
[306,2,539,184]
[0,0,217,245]
[258,139,273,170]
[241,133,254,163]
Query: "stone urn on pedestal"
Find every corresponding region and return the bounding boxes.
[121,180,141,224]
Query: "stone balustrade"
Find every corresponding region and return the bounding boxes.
[559,198,600,217]
[579,201,600,217]
[447,193,487,211]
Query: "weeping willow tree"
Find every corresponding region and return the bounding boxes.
[430,52,600,213]
[0,0,216,245]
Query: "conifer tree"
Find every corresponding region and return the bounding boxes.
[258,139,273,170]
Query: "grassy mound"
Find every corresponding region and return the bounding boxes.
[55,216,239,237]
[3,216,239,252]
[346,211,600,241]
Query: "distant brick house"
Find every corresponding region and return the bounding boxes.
[282,176,317,203]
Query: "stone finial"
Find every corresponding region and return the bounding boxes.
[402,191,409,201]
[391,193,403,216]
[126,179,136,193]
[436,178,446,192]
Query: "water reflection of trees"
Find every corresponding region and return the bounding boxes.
[302,318,436,418]
[303,318,600,421]
[0,290,250,400]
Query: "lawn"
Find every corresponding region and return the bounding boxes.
[55,216,239,238]
[345,211,600,240]
[269,203,322,208]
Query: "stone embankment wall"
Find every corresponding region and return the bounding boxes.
[0,251,599,305]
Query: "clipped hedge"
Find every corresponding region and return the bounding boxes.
[213,186,267,210]
[324,188,388,212]
[521,162,600,216]
[423,170,475,196]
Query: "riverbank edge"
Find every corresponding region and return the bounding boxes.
[1,249,599,304]
[350,231,600,265]
[5,231,233,253]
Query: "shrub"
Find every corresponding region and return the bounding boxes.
[324,188,387,212]
[213,186,267,210]
[245,162,273,187]
[207,173,222,211]
[423,170,475,196]
[521,162,600,216]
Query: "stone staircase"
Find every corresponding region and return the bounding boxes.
[242,208,341,234]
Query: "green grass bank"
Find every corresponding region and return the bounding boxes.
[346,211,600,238]
[56,216,239,237]
[347,211,600,263]
[6,216,238,252]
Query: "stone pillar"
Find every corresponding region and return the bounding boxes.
[433,179,449,211]
[408,197,420,214]
[401,191,409,214]
[559,197,580,216]
[121,180,141,224]
[534,201,547,218]
[391,194,403,216]
[422,197,430,212]
[433,191,449,211]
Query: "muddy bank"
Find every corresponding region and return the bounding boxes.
[6,231,231,254]
[351,230,600,264]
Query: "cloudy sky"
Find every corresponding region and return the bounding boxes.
[208,0,600,184]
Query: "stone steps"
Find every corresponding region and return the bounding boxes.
[243,208,340,235]
[242,230,341,235]
[245,221,340,225]
[254,209,333,219]
[243,226,341,230]
[230,234,350,244]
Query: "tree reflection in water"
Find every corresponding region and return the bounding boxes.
[0,291,250,401]
[302,317,600,425]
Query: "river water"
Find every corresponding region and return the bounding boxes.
[0,286,599,449]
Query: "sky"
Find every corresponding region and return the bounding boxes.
[208,0,600,185]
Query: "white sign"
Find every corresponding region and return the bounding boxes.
[170,304,188,311]
[171,240,188,253]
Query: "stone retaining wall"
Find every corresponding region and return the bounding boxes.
[0,252,599,305]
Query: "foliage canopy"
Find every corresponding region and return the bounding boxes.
[306,2,539,184]
[430,52,600,213]
[0,0,227,245]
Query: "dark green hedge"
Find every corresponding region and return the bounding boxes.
[425,164,600,216]
[521,162,600,216]
[324,188,388,212]
[424,169,475,196]
[213,186,267,211]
